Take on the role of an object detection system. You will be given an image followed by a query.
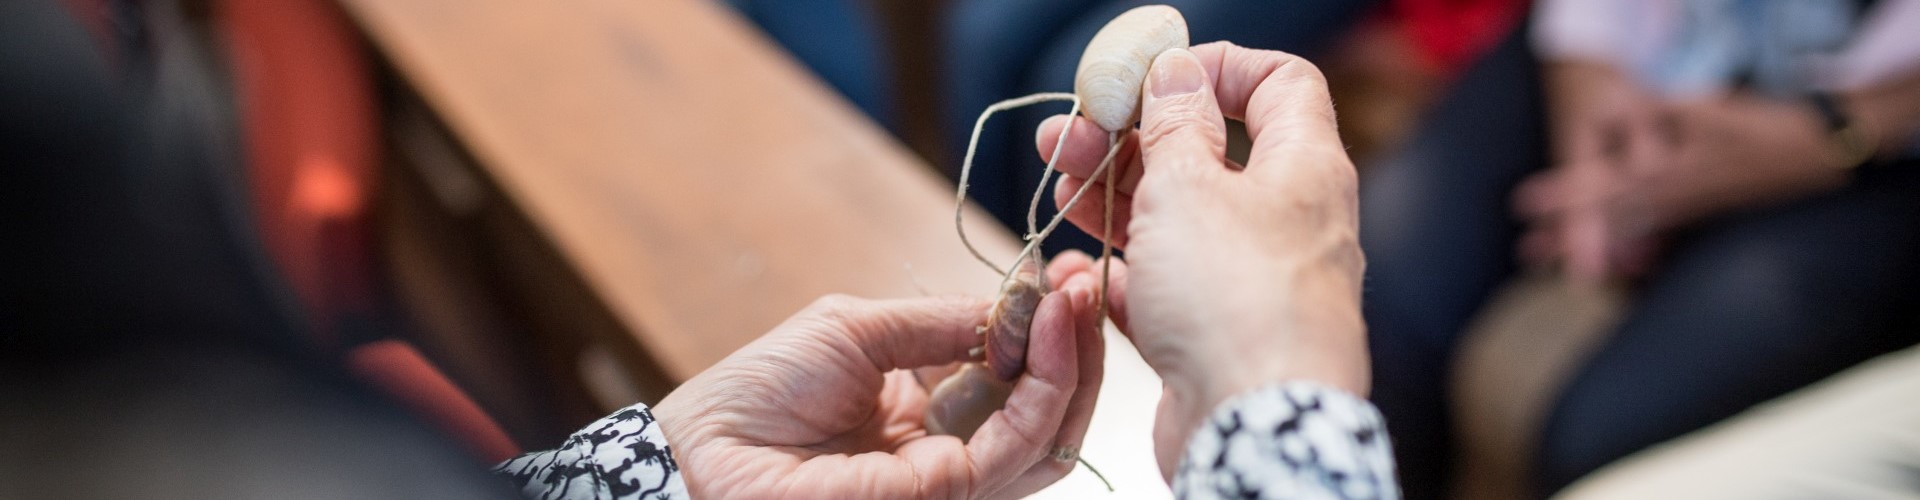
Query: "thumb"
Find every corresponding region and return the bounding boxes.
[1139,48,1229,181]
[805,295,993,372]
[965,289,1080,497]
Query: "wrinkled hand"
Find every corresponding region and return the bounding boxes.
[654,263,1104,499]
[1035,42,1368,478]
[1517,90,1850,284]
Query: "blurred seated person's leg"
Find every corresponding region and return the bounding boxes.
[942,0,1378,255]
[1533,160,1920,496]
[1357,28,1546,500]
[1552,345,1920,500]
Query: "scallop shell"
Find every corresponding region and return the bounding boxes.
[1073,5,1190,132]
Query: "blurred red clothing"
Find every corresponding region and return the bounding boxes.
[1393,0,1529,76]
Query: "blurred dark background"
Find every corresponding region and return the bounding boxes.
[729,0,1515,256]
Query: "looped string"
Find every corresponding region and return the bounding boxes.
[951,92,1126,494]
[998,132,1121,292]
[954,92,1078,277]
[952,92,1124,290]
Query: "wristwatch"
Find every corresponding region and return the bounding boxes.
[1807,91,1876,169]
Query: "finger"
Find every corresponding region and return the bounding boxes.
[966,290,1079,497]
[1054,175,1135,248]
[1563,209,1614,286]
[1624,107,1677,172]
[1038,116,1145,195]
[913,363,965,393]
[804,295,993,372]
[1052,274,1106,451]
[1513,170,1573,219]
[1613,237,1658,280]
[1184,41,1343,170]
[1044,249,1095,288]
[1553,121,1606,164]
[1517,226,1565,269]
[1138,47,1230,182]
[1524,161,1618,220]
[1001,275,1107,495]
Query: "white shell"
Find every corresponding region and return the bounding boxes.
[1073,5,1190,132]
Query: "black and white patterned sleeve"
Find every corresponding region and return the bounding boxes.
[1173,382,1400,500]
[494,403,688,500]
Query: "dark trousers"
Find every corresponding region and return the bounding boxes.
[1360,30,1920,499]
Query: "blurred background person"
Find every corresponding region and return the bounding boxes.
[1358,0,1920,498]
[722,0,1527,256]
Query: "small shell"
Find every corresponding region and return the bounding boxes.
[984,259,1046,381]
[1074,5,1190,132]
[925,363,1013,442]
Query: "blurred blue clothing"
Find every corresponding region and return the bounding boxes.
[722,0,895,130]
[1649,0,1858,96]
[1360,31,1547,500]
[717,0,1379,252]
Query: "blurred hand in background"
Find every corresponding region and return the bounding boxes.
[1515,62,1854,285]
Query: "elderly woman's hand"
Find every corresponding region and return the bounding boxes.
[653,264,1103,498]
[1035,42,1368,478]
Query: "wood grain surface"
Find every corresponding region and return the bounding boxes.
[341,0,1021,381]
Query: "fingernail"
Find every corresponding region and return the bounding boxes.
[1063,274,1096,296]
[1149,48,1205,98]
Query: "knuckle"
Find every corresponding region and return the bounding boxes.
[1247,47,1328,89]
[1266,148,1357,192]
[1191,40,1238,53]
[1235,45,1327,90]
[1343,237,1367,278]
[1320,154,1360,193]
[1244,49,1337,122]
[1279,54,1328,84]
[1141,107,1225,151]
[805,293,861,316]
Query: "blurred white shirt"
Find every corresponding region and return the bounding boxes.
[1534,0,1920,98]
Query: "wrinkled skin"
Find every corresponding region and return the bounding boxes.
[1036,43,1370,478]
[655,256,1104,499]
